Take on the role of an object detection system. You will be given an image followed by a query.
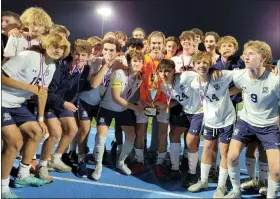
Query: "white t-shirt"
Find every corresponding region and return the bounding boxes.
[191,70,236,128]
[233,69,280,127]
[78,59,102,106]
[162,71,202,114]
[171,55,193,72]
[2,51,56,108]
[4,36,40,57]
[100,69,142,112]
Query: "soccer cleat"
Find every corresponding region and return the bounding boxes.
[35,165,53,184]
[91,165,102,181]
[223,190,242,198]
[168,169,182,180]
[241,179,259,190]
[131,162,145,175]
[116,163,131,175]
[208,166,219,183]
[213,186,226,198]
[155,165,166,180]
[76,161,88,178]
[182,173,197,188]
[68,150,78,165]
[14,174,45,188]
[180,157,189,175]
[1,190,21,199]
[188,180,208,192]
[48,159,72,173]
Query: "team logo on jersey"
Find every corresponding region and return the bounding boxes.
[180,85,185,91]
[32,69,38,73]
[262,87,269,93]
[2,112,12,122]
[45,70,50,76]
[214,84,220,91]
[242,86,246,90]
[233,128,239,136]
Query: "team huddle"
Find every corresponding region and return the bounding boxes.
[1,6,280,199]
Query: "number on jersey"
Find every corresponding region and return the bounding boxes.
[206,94,220,102]
[250,94,257,103]
[175,93,189,102]
[29,77,42,85]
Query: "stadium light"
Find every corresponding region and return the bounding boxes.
[97,7,112,37]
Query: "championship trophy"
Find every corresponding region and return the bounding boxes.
[144,73,159,117]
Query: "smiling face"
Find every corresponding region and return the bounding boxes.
[165,41,178,57]
[180,36,195,51]
[130,57,143,74]
[150,36,164,55]
[72,51,89,68]
[133,30,145,40]
[193,59,211,75]
[1,15,19,35]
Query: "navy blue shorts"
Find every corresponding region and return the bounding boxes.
[96,107,136,127]
[76,99,99,121]
[203,124,234,144]
[170,112,203,136]
[232,119,280,150]
[44,106,74,120]
[1,106,37,127]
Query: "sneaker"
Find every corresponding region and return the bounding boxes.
[91,165,102,181]
[131,162,145,175]
[208,166,218,183]
[155,165,166,180]
[116,163,131,175]
[259,186,267,196]
[241,179,259,190]
[213,186,226,198]
[48,159,72,172]
[14,174,45,188]
[223,190,242,198]
[30,159,37,174]
[169,169,182,180]
[85,154,95,165]
[188,180,208,192]
[182,173,197,188]
[76,161,88,178]
[2,190,20,199]
[35,165,53,184]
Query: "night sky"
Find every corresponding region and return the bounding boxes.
[2,0,280,59]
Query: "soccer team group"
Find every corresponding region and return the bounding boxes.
[1,6,280,199]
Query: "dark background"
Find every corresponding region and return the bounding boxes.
[2,0,280,59]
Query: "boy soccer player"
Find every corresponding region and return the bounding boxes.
[132,28,145,40]
[225,41,280,199]
[165,36,179,58]
[1,33,70,198]
[204,31,220,64]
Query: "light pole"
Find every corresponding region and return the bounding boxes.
[97,7,112,37]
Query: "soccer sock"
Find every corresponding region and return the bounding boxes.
[52,153,62,163]
[94,136,107,166]
[117,141,134,165]
[228,164,241,192]
[267,176,280,199]
[170,143,181,171]
[117,144,123,154]
[38,160,48,167]
[17,162,31,179]
[1,177,10,193]
[32,154,37,160]
[245,157,256,180]
[135,148,144,163]
[156,152,167,165]
[258,160,268,185]
[70,136,78,151]
[201,163,211,183]
[188,151,199,174]
[218,166,228,188]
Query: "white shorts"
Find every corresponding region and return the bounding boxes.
[135,111,169,124]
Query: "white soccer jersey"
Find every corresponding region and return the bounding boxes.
[191,70,236,128]
[100,69,142,112]
[78,58,103,106]
[171,55,193,72]
[4,36,40,57]
[2,51,56,108]
[162,71,202,114]
[233,69,280,127]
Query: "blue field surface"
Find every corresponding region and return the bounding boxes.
[11,127,278,198]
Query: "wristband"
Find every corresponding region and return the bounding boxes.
[38,117,44,122]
